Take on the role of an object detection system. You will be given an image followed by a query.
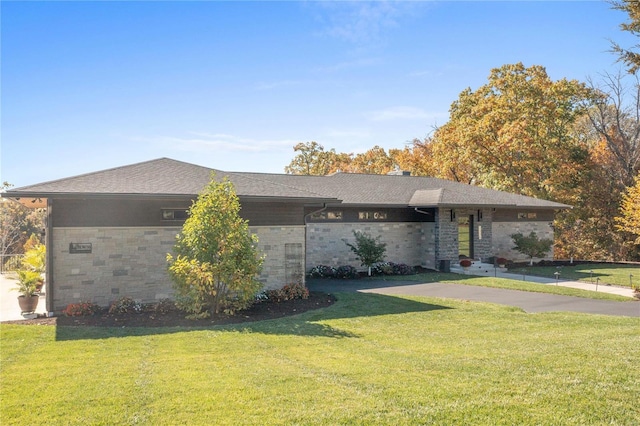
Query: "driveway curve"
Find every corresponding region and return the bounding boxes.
[307,279,640,318]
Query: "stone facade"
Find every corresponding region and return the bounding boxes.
[305,222,436,271]
[435,208,493,264]
[51,225,305,311]
[492,220,555,262]
[52,227,180,311]
[249,226,306,289]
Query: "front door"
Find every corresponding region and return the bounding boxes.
[458,215,474,259]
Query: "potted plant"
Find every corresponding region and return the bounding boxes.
[459,259,472,271]
[13,270,41,313]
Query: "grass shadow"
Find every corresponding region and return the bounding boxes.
[55,292,451,341]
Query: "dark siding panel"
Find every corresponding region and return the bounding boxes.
[52,198,305,227]
[53,198,194,227]
[240,202,305,225]
[493,209,555,222]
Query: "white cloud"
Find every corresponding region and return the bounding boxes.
[313,1,424,45]
[365,106,446,122]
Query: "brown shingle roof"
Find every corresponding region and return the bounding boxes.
[4,158,570,209]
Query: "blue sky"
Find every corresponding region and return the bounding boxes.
[1,0,636,187]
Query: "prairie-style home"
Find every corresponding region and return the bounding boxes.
[3,158,569,312]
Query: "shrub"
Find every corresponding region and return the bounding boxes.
[334,265,358,279]
[372,262,394,275]
[511,231,553,266]
[372,262,415,276]
[108,297,143,314]
[63,301,101,317]
[265,283,310,302]
[344,231,386,276]
[308,265,336,278]
[150,298,176,314]
[391,262,415,275]
[496,257,508,266]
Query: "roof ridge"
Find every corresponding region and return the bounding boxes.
[7,158,200,192]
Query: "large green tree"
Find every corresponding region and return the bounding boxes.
[167,175,263,317]
[430,63,595,201]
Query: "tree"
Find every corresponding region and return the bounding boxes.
[285,141,351,175]
[167,175,263,317]
[616,173,640,244]
[349,146,396,174]
[586,72,640,187]
[429,63,594,200]
[510,231,554,266]
[344,231,386,276]
[611,0,640,74]
[0,183,45,268]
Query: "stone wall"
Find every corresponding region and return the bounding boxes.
[305,222,436,271]
[51,225,304,311]
[52,227,180,311]
[435,208,493,263]
[492,221,555,262]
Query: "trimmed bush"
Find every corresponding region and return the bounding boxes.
[334,265,358,279]
[265,283,310,302]
[63,301,101,317]
[308,265,336,278]
[109,297,143,314]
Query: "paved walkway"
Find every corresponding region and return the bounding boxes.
[308,270,640,318]
[0,272,48,322]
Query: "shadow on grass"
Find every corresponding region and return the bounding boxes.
[55,292,451,341]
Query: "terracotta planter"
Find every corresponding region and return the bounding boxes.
[17,295,39,313]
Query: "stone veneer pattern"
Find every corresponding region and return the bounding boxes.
[305,222,436,271]
[435,208,493,263]
[52,225,305,311]
[492,221,555,261]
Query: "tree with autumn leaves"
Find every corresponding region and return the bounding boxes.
[284,61,640,261]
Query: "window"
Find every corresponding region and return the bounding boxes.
[310,211,343,220]
[518,212,537,220]
[162,209,189,220]
[358,211,388,220]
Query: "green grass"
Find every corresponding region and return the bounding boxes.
[2,293,639,425]
[509,263,640,288]
[379,273,633,301]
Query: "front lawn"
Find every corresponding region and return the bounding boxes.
[512,263,639,288]
[2,293,638,425]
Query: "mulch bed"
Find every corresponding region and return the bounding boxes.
[2,291,336,328]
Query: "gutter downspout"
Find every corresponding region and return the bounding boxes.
[45,199,54,316]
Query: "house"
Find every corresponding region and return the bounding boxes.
[2,158,569,313]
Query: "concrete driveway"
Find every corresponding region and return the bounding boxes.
[307,278,640,318]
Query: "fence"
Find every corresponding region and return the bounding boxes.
[0,254,24,274]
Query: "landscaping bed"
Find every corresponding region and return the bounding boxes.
[2,291,336,327]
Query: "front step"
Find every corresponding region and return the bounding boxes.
[450,261,499,274]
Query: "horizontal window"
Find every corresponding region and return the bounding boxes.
[517,212,537,220]
[310,211,343,220]
[162,209,189,220]
[359,211,387,220]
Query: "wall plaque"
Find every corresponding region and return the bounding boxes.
[69,242,92,254]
